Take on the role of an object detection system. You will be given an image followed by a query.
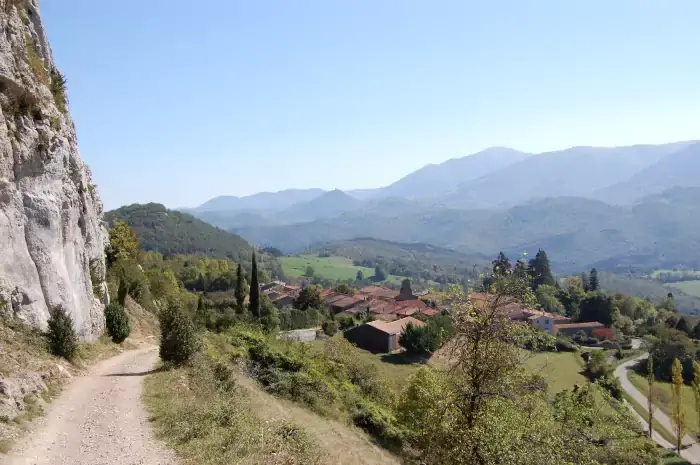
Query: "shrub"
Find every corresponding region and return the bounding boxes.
[46,305,78,359]
[159,301,201,365]
[104,302,130,343]
[50,72,67,113]
[555,337,578,352]
[321,319,338,337]
[400,316,455,355]
[338,315,356,331]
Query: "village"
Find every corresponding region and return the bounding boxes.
[260,278,614,353]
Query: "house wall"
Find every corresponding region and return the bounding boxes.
[344,324,390,353]
[531,317,557,334]
[556,326,601,338]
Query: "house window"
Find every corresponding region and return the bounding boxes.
[545,319,550,325]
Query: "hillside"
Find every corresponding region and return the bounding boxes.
[441,142,688,209]
[190,188,325,214]
[599,272,700,315]
[593,142,700,204]
[233,188,700,273]
[363,147,530,201]
[106,203,253,261]
[276,189,362,223]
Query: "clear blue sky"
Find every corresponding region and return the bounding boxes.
[41,0,700,210]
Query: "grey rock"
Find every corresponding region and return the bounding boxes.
[0,1,108,339]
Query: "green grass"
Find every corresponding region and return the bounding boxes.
[281,254,407,285]
[662,451,692,464]
[668,280,700,298]
[628,371,700,438]
[523,351,588,394]
[622,390,677,444]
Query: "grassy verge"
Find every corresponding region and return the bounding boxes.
[143,353,325,465]
[621,390,677,444]
[662,450,692,464]
[628,371,700,438]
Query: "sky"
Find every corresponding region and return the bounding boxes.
[40,0,700,210]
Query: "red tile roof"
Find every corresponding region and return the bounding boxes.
[358,286,399,300]
[394,307,419,316]
[422,309,439,317]
[330,296,364,308]
[396,299,427,309]
[368,317,426,335]
[554,322,605,330]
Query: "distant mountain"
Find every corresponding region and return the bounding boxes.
[275,189,362,223]
[593,142,700,204]
[440,142,691,209]
[191,188,326,213]
[106,203,253,262]
[193,210,275,230]
[232,188,700,273]
[363,147,530,201]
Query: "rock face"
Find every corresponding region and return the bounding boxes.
[0,0,108,340]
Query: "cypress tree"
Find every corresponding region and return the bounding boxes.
[581,272,590,292]
[588,268,599,292]
[492,252,512,277]
[249,252,260,318]
[235,263,247,312]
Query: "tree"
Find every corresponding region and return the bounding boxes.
[589,268,599,291]
[356,270,364,281]
[305,266,315,278]
[117,276,128,306]
[527,249,555,290]
[693,361,700,440]
[579,291,616,326]
[46,305,78,360]
[249,252,260,318]
[294,285,323,310]
[159,301,201,365]
[104,302,130,343]
[647,356,657,439]
[581,272,590,292]
[194,295,207,328]
[373,266,387,282]
[322,319,338,337]
[671,358,687,454]
[234,263,247,312]
[259,297,280,333]
[107,220,139,265]
[693,322,700,340]
[335,283,354,295]
[535,284,565,315]
[492,252,512,277]
[513,260,527,279]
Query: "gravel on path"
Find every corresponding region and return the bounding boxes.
[1,346,177,465]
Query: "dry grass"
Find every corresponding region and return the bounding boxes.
[24,35,50,86]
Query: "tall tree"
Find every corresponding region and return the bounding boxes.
[492,252,512,277]
[581,272,590,292]
[647,356,657,439]
[693,361,700,441]
[356,270,364,281]
[513,260,527,279]
[249,252,260,318]
[588,268,599,291]
[671,358,687,454]
[528,249,555,290]
[107,220,139,265]
[234,263,247,311]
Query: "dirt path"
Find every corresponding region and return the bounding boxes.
[615,354,700,464]
[235,373,400,465]
[1,346,177,465]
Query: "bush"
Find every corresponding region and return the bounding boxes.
[322,319,338,337]
[46,305,78,359]
[554,337,578,352]
[338,315,356,331]
[159,301,201,365]
[400,316,455,355]
[104,302,130,343]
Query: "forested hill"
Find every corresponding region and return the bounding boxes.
[106,203,253,262]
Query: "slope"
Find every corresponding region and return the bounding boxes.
[593,142,700,204]
[441,142,690,209]
[106,203,253,262]
[364,147,530,201]
[275,189,363,224]
[191,188,326,213]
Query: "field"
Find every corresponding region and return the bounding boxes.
[281,254,407,285]
[652,269,700,279]
[523,351,588,394]
[667,280,700,298]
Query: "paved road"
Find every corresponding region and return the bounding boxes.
[1,346,177,465]
[615,354,700,464]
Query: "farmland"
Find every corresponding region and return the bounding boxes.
[281,254,408,285]
[667,280,700,298]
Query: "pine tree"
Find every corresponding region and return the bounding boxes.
[492,252,512,277]
[234,263,247,312]
[528,249,555,290]
[117,276,128,306]
[249,252,260,318]
[513,260,527,279]
[647,356,657,439]
[671,358,687,454]
[693,361,700,441]
[588,268,599,292]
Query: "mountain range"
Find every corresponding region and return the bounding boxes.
[175,141,700,272]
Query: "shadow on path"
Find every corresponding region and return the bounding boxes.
[103,366,165,377]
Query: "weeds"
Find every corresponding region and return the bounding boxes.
[50,72,67,113]
[24,35,49,86]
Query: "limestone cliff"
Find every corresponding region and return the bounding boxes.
[0,0,108,340]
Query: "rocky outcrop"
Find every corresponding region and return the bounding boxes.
[0,0,108,340]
